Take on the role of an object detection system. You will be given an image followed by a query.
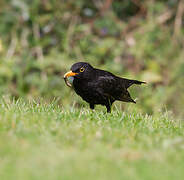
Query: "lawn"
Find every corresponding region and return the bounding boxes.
[0,98,183,180]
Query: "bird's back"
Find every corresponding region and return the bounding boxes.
[93,68,144,103]
[93,68,126,99]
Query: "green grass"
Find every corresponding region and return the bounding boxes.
[0,99,184,180]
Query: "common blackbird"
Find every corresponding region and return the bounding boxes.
[64,62,145,112]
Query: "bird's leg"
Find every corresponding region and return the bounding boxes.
[106,104,111,113]
[90,103,95,110]
[106,98,112,113]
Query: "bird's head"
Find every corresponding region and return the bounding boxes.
[64,62,94,87]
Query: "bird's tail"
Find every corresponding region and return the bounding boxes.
[121,78,146,89]
[118,90,136,103]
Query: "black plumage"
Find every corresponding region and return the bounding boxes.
[64,62,145,112]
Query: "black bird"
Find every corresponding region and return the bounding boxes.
[64,62,145,112]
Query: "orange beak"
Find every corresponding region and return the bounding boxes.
[64,71,78,87]
[64,71,78,78]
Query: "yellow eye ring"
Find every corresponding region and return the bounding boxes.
[80,67,85,72]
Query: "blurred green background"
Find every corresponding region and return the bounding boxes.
[0,0,184,116]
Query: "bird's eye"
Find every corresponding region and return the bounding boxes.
[80,67,85,72]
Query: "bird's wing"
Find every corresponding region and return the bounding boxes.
[95,75,123,100]
[96,76,136,103]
